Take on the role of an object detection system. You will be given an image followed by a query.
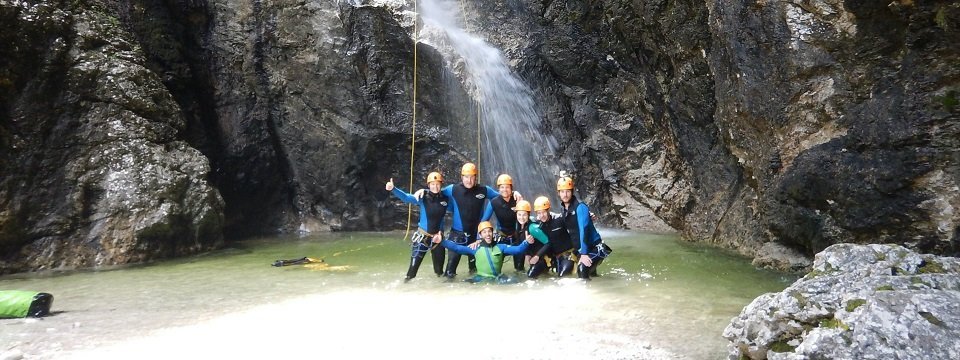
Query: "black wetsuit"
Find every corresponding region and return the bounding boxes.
[390,187,450,279]
[490,196,523,271]
[562,196,607,279]
[441,184,497,278]
[528,216,575,278]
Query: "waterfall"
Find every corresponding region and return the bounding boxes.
[417,0,564,199]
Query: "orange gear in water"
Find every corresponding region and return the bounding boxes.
[556,176,574,191]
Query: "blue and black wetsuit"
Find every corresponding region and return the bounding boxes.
[490,195,523,272]
[528,215,575,278]
[562,196,608,279]
[440,184,498,278]
[391,187,450,279]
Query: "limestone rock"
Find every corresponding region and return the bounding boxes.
[725,243,960,359]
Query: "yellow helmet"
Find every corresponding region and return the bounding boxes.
[426,172,443,184]
[461,162,478,176]
[496,174,513,186]
[477,221,494,233]
[534,196,551,211]
[515,200,532,213]
[556,176,574,191]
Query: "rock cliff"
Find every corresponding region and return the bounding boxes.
[0,0,223,273]
[1,0,958,272]
[459,0,960,267]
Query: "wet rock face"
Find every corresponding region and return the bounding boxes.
[2,0,958,272]
[707,0,960,258]
[0,1,223,273]
[191,0,473,233]
[724,244,960,359]
[461,0,960,265]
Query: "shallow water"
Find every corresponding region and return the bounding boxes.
[0,231,794,359]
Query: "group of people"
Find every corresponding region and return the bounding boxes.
[384,162,611,283]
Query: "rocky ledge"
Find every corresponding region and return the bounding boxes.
[725,243,960,359]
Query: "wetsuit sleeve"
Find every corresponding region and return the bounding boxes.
[577,203,591,254]
[441,184,454,197]
[498,241,529,256]
[390,187,418,204]
[485,185,499,199]
[440,239,477,256]
[481,201,494,222]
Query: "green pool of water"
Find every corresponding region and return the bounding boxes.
[0,231,795,359]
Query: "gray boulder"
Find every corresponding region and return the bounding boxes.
[724,243,960,359]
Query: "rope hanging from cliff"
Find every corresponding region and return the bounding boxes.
[403,0,420,242]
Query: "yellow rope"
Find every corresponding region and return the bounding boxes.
[403,0,419,242]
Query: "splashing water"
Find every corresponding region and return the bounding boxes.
[417,0,565,198]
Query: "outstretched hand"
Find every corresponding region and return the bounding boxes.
[413,188,425,200]
[468,241,480,250]
[514,191,523,202]
[525,234,534,244]
[385,178,395,191]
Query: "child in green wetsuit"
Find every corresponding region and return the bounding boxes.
[433,221,533,284]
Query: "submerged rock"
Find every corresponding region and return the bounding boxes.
[724,243,960,359]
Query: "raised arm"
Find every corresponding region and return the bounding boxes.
[439,239,477,256]
[390,186,419,205]
[498,241,530,256]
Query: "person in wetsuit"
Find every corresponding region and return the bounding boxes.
[385,172,450,281]
[435,162,500,278]
[433,221,532,284]
[514,200,542,273]
[557,176,611,280]
[527,196,575,278]
[489,174,524,272]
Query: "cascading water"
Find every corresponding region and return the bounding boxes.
[417,0,565,198]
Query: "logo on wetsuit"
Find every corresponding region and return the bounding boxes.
[475,194,486,199]
[440,201,448,206]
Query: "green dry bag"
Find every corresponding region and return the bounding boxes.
[0,290,53,318]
